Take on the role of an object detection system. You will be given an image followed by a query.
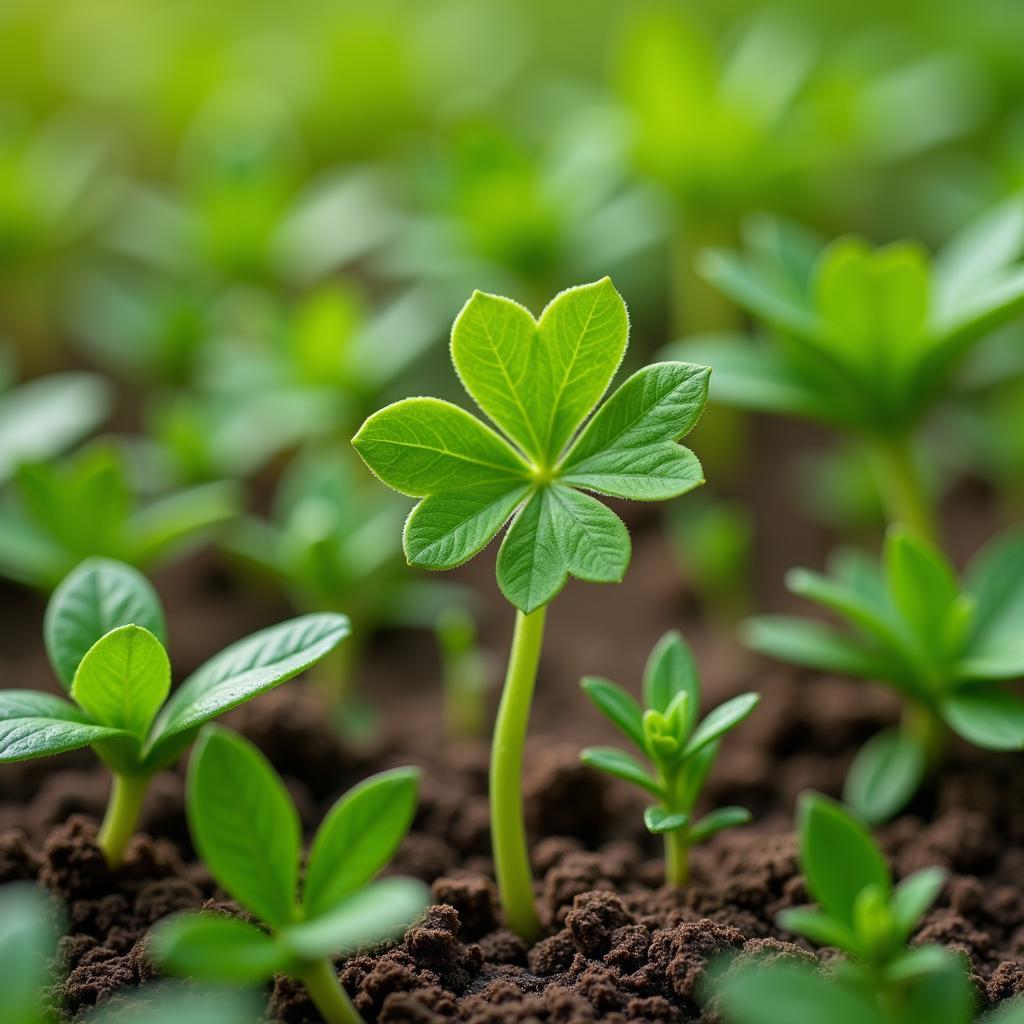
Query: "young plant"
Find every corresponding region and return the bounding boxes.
[580,631,759,885]
[352,278,710,938]
[777,793,952,1012]
[0,442,239,591]
[673,201,1024,540]
[155,726,429,1024]
[0,557,349,866]
[744,525,1024,822]
[436,606,494,740]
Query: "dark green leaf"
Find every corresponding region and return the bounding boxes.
[580,677,645,751]
[580,746,662,797]
[643,806,688,834]
[843,729,925,825]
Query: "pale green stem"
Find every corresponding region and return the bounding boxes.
[490,607,547,941]
[299,958,363,1024]
[865,434,939,545]
[901,700,946,772]
[664,829,690,887]
[97,773,150,868]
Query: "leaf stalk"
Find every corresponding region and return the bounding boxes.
[97,772,150,868]
[300,957,364,1024]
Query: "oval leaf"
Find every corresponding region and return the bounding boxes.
[580,677,645,751]
[580,746,662,797]
[0,690,132,762]
[843,728,924,825]
[941,688,1024,750]
[643,806,689,834]
[683,692,759,757]
[643,630,700,718]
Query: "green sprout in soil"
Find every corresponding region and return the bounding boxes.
[745,525,1024,823]
[436,605,493,740]
[352,277,710,939]
[155,726,429,1024]
[580,630,758,886]
[0,558,348,867]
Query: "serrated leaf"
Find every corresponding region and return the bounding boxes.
[283,877,428,960]
[146,613,349,764]
[683,692,759,756]
[496,485,630,614]
[843,728,924,825]
[580,677,646,751]
[352,397,528,497]
[643,806,689,834]
[71,625,170,737]
[187,726,300,927]
[689,806,751,842]
[941,688,1024,750]
[45,558,166,690]
[580,746,662,797]
[154,912,289,984]
[643,630,699,718]
[303,767,420,919]
[560,362,708,499]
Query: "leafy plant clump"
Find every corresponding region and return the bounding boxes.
[745,525,1024,822]
[352,277,710,938]
[0,558,349,866]
[155,726,429,1024]
[580,631,758,885]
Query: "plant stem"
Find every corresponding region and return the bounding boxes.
[490,607,547,941]
[97,773,150,868]
[866,434,939,544]
[664,829,690,887]
[300,958,363,1024]
[901,701,946,771]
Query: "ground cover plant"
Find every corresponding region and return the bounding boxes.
[0,557,348,865]
[353,277,710,938]
[155,726,428,1024]
[580,630,759,884]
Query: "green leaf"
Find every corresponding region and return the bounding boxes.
[777,907,859,951]
[843,729,925,825]
[303,767,420,919]
[0,883,61,1024]
[689,806,752,843]
[643,630,699,719]
[798,792,890,928]
[580,746,662,797]
[283,877,428,960]
[351,397,528,497]
[0,690,131,762]
[891,867,945,941]
[962,528,1024,677]
[644,806,689,834]
[580,677,645,751]
[153,912,289,984]
[941,688,1024,750]
[884,527,959,647]
[559,362,708,500]
[683,693,759,757]
[146,613,349,765]
[742,616,893,679]
[130,481,241,566]
[452,280,628,464]
[187,726,300,927]
[45,558,167,690]
[496,485,630,614]
[71,625,170,737]
[899,952,974,1024]
[403,481,530,570]
[81,987,263,1024]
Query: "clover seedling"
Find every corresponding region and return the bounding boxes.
[155,726,429,1024]
[778,793,951,1009]
[0,442,239,591]
[745,525,1024,822]
[352,278,710,938]
[0,558,349,867]
[580,631,758,885]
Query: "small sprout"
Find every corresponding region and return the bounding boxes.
[580,631,759,886]
[352,278,710,938]
[0,558,349,867]
[744,525,1024,822]
[155,726,429,1024]
[777,793,951,1008]
[0,883,62,1024]
[436,606,494,740]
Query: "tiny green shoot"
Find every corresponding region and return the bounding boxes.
[155,726,429,1024]
[0,557,349,866]
[352,278,710,938]
[580,630,759,885]
[436,606,494,740]
[744,526,1024,822]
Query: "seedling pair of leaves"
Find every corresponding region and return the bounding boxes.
[745,525,1024,822]
[352,277,710,940]
[156,727,429,1024]
[0,558,349,865]
[581,631,758,885]
[0,441,239,591]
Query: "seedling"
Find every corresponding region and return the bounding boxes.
[744,525,1024,822]
[0,557,349,866]
[675,201,1024,540]
[352,278,710,938]
[155,726,429,1024]
[778,793,952,1012]
[580,631,758,885]
[0,441,239,591]
[436,606,494,740]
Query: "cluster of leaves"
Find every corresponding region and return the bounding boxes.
[353,278,710,614]
[745,526,1024,822]
[675,201,1024,436]
[0,443,239,590]
[156,727,428,1007]
[0,558,349,862]
[580,631,759,882]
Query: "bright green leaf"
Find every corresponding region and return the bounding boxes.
[843,728,925,825]
[941,688,1024,750]
[580,677,646,751]
[689,806,752,843]
[643,630,699,719]
[777,907,859,951]
[644,806,689,834]
[0,883,61,1024]
[683,693,759,756]
[890,867,945,941]
[580,746,663,797]
[742,616,894,679]
[884,527,959,647]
